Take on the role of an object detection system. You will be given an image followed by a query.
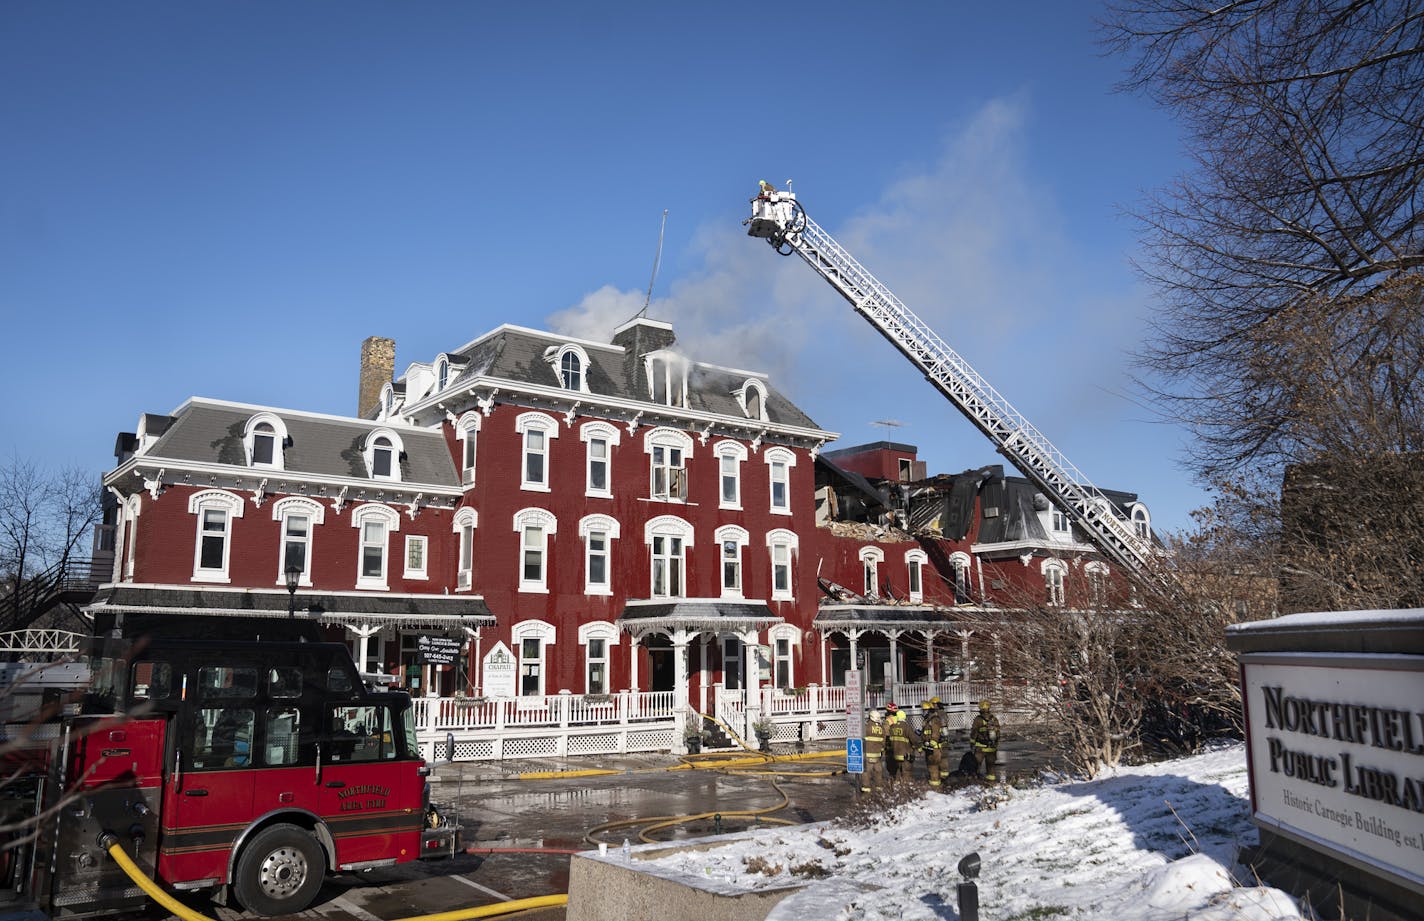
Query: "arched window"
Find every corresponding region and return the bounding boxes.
[453,507,478,590]
[767,529,798,601]
[645,427,693,502]
[515,412,559,492]
[561,351,582,391]
[580,421,620,498]
[546,343,591,393]
[351,504,400,590]
[578,621,620,694]
[767,623,799,690]
[905,549,928,604]
[645,515,693,598]
[764,447,796,514]
[455,411,481,487]
[714,440,747,510]
[243,412,288,470]
[188,490,245,583]
[1086,561,1110,608]
[512,619,556,697]
[579,514,621,595]
[363,429,404,482]
[859,546,884,599]
[272,497,324,587]
[436,356,450,391]
[513,507,558,593]
[738,379,768,421]
[1042,559,1067,607]
[949,551,972,604]
[1131,505,1151,540]
[715,524,749,598]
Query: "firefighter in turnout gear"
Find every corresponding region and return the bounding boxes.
[970,699,1001,781]
[861,708,887,792]
[919,700,946,787]
[885,702,913,783]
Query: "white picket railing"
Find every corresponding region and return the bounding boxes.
[411,682,1002,762]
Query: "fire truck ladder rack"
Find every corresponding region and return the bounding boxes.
[746,189,1159,586]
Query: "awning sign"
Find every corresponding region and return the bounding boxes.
[418,635,462,666]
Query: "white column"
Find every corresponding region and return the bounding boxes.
[741,629,761,738]
[471,628,483,696]
[819,630,829,685]
[673,629,690,752]
[698,637,708,714]
[922,630,937,684]
[629,635,640,693]
[888,631,900,688]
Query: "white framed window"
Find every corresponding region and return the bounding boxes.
[512,619,556,698]
[905,548,928,604]
[949,551,972,604]
[244,412,288,469]
[764,447,796,515]
[714,524,749,598]
[545,343,591,393]
[272,497,323,587]
[455,411,481,487]
[768,528,798,601]
[1131,504,1151,540]
[1043,559,1067,607]
[579,514,620,596]
[578,621,620,695]
[645,515,693,599]
[363,428,405,482]
[645,427,692,502]
[1086,561,1110,607]
[859,546,884,599]
[515,412,558,492]
[736,379,768,422]
[351,503,400,590]
[405,534,428,580]
[580,421,620,499]
[722,635,744,690]
[380,383,397,420]
[1052,507,1071,535]
[714,440,746,510]
[452,507,477,590]
[513,507,557,593]
[645,352,688,407]
[768,623,798,690]
[436,355,450,392]
[189,490,244,583]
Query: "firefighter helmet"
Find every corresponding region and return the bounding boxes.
[978,700,991,711]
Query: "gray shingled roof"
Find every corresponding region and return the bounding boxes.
[446,327,822,431]
[145,401,459,486]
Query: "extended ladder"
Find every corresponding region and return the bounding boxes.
[747,187,1158,584]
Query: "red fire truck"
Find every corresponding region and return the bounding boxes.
[0,615,459,918]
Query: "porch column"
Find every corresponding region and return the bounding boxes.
[672,628,691,752]
[740,628,761,738]
[351,622,382,674]
[922,629,937,683]
[628,634,640,693]
[698,637,708,715]
[468,627,483,696]
[992,631,1003,704]
[956,629,973,682]
[848,629,860,669]
[887,630,901,688]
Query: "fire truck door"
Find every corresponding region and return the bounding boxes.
[159,706,257,885]
[319,704,422,867]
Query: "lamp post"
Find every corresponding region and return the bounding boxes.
[285,564,301,619]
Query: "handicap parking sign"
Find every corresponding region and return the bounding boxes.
[846,737,864,773]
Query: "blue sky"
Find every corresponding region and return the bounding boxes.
[1,2,1209,533]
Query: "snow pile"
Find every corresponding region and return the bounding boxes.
[642,744,1304,920]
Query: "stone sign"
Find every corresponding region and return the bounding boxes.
[482,641,517,699]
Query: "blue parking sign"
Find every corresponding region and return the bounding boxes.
[846,737,864,773]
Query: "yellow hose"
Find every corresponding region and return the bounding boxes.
[104,840,568,921]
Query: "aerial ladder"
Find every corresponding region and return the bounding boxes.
[746,183,1163,588]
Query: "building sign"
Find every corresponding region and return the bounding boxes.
[482,641,517,699]
[1242,656,1424,890]
[756,644,772,682]
[418,635,461,666]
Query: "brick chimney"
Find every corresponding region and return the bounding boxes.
[358,336,395,418]
[610,317,676,398]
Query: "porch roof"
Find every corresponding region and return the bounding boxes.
[85,585,496,632]
[813,604,962,631]
[616,598,782,634]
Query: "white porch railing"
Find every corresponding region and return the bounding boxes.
[410,682,1004,762]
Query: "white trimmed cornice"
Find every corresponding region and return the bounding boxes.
[105,456,461,506]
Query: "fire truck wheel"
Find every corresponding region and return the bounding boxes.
[232,824,325,916]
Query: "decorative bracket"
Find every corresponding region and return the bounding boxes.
[751,429,768,453]
[809,439,826,461]
[1019,553,1034,568]
[697,422,713,446]
[564,401,581,427]
[251,478,268,508]
[141,468,166,501]
[476,388,500,416]
[624,410,644,437]
[331,485,349,516]
[406,492,423,519]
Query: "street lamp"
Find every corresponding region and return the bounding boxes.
[284,564,301,619]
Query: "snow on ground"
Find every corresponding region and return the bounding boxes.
[640,743,1304,920]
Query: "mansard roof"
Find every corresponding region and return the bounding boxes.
[411,323,824,432]
[126,398,460,487]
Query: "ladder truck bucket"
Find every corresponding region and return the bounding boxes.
[745,186,804,241]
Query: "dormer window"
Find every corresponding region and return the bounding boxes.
[363,428,405,482]
[1131,505,1151,540]
[646,353,687,408]
[437,357,450,391]
[737,379,768,421]
[546,344,591,393]
[381,386,394,419]
[561,351,582,390]
[243,412,288,470]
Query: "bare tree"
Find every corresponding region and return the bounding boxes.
[0,456,103,630]
[1103,1,1424,483]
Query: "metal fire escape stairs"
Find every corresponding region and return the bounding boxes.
[745,186,1162,588]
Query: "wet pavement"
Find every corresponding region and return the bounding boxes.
[151,732,1062,921]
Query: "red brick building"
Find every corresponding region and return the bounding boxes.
[92,317,1151,709]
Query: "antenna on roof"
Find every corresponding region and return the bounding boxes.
[636,209,670,319]
[871,419,904,437]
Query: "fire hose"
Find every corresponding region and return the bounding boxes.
[100,834,568,921]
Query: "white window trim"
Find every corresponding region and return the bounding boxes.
[714,440,747,511]
[189,489,244,583]
[548,343,593,393]
[644,350,689,408]
[580,421,621,499]
[455,411,482,488]
[767,623,799,688]
[404,534,429,581]
[645,514,693,599]
[363,428,405,482]
[714,524,749,599]
[578,513,620,596]
[243,412,288,471]
[1129,503,1151,540]
[1085,560,1110,606]
[515,412,559,493]
[578,621,620,694]
[512,619,556,698]
[514,507,558,593]
[435,353,457,393]
[735,379,769,422]
[763,446,796,516]
[1042,558,1068,606]
[452,507,478,590]
[767,528,798,602]
[644,427,693,503]
[351,503,400,590]
[379,383,401,421]
[949,550,973,603]
[905,548,928,604]
[859,545,884,599]
[271,496,324,587]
